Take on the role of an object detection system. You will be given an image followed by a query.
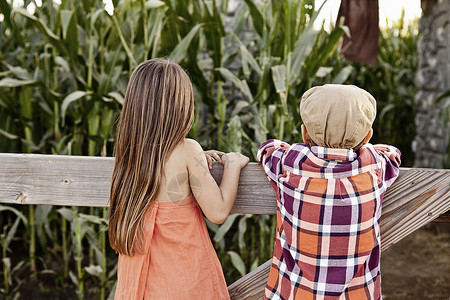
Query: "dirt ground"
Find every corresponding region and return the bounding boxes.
[381,226,450,300]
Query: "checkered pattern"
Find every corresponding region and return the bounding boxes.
[257,140,401,300]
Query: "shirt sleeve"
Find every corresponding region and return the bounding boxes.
[373,144,402,188]
[257,139,291,185]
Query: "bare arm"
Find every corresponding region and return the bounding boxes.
[185,140,249,224]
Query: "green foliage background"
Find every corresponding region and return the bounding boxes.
[0,0,419,298]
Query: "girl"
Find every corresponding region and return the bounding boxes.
[109,58,249,299]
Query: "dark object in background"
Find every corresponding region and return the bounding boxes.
[337,0,379,65]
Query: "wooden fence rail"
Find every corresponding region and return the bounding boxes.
[0,153,449,299]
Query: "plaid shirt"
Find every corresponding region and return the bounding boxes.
[257,140,401,300]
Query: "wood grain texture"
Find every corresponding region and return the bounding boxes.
[227,259,271,300]
[380,168,450,250]
[0,154,449,300]
[0,154,278,209]
[0,153,114,207]
[210,163,277,215]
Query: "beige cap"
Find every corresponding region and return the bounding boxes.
[299,84,376,149]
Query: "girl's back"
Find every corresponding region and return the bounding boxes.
[109,59,248,299]
[154,139,193,202]
[115,139,228,299]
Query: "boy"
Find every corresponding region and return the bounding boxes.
[257,84,401,299]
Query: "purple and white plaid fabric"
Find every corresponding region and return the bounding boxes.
[258,140,401,300]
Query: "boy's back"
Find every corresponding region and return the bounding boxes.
[258,85,401,299]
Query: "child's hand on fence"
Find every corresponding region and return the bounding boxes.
[204,150,225,169]
[221,152,250,170]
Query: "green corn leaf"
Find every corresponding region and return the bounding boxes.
[271,65,287,93]
[84,226,101,247]
[0,78,38,87]
[57,207,74,222]
[79,213,107,225]
[204,218,220,233]
[84,265,103,277]
[217,68,253,102]
[108,264,118,281]
[91,8,104,25]
[379,103,395,121]
[288,29,319,84]
[99,45,123,94]
[101,109,114,139]
[227,251,246,276]
[332,65,353,84]
[250,258,260,271]
[226,115,243,152]
[146,0,166,9]
[10,260,26,275]
[110,13,136,67]
[0,206,28,224]
[237,214,252,251]
[243,0,265,37]
[76,217,89,240]
[0,94,8,109]
[232,2,247,35]
[315,66,333,78]
[88,113,100,136]
[435,90,450,103]
[12,8,68,56]
[271,64,288,118]
[93,246,103,266]
[35,205,53,247]
[168,24,201,63]
[307,0,327,28]
[203,0,213,15]
[5,217,21,249]
[203,0,225,68]
[19,87,32,120]
[2,258,11,277]
[146,6,166,54]
[60,10,73,40]
[55,56,70,72]
[60,10,79,59]
[233,33,262,75]
[253,61,273,102]
[288,1,328,84]
[304,26,344,80]
[61,91,90,120]
[107,91,124,105]
[108,282,117,300]
[0,128,18,140]
[1,63,32,80]
[68,271,79,286]
[231,100,250,116]
[99,65,123,95]
[0,0,12,29]
[213,213,240,242]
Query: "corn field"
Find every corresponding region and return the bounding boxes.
[0,0,420,298]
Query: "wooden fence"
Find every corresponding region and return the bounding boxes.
[0,153,449,299]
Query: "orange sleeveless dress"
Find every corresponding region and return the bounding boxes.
[114,194,230,299]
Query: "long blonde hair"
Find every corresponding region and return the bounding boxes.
[109,58,194,255]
